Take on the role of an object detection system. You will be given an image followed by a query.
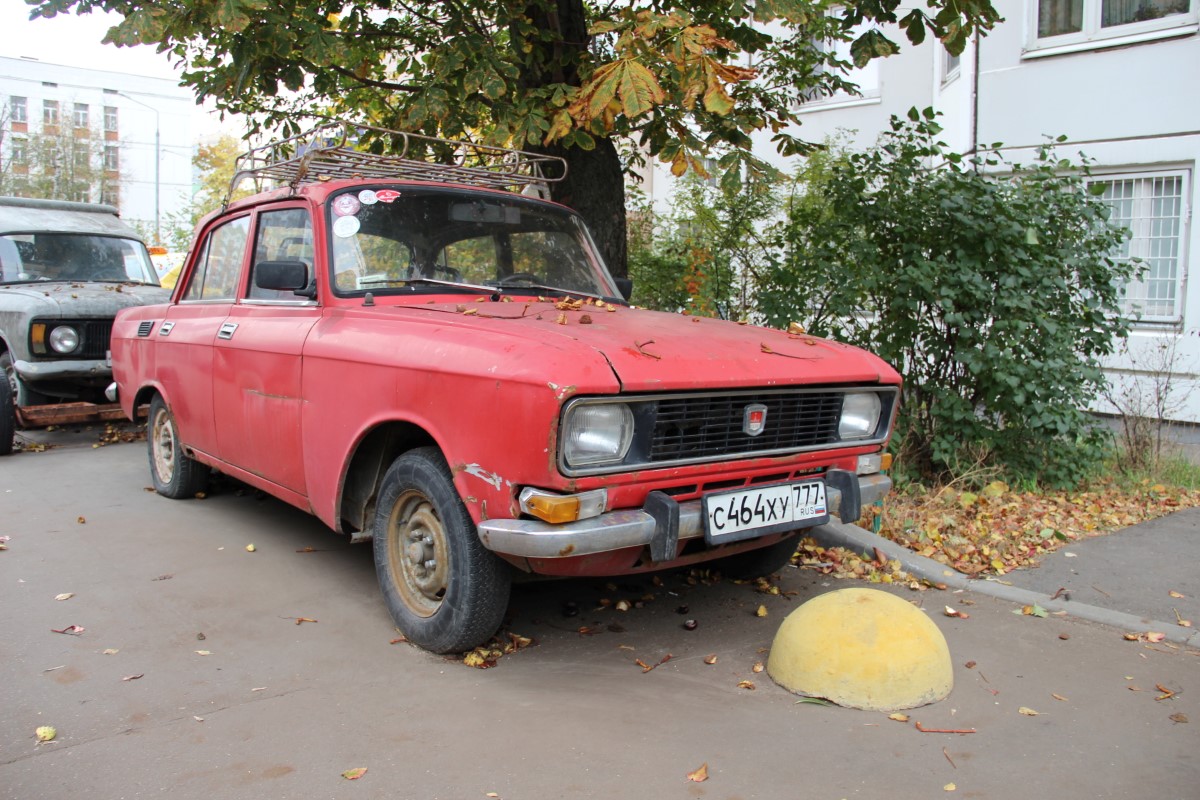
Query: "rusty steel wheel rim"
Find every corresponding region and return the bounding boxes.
[151,407,177,487]
[387,489,450,618]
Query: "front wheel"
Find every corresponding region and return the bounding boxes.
[0,352,14,456]
[147,395,210,498]
[373,448,511,653]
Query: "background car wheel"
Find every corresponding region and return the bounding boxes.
[147,395,210,498]
[0,352,14,456]
[373,447,511,653]
[717,532,804,580]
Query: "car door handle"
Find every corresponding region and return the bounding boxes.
[218,322,239,340]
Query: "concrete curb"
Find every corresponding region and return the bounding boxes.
[808,519,1200,649]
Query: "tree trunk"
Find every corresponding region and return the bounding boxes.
[518,0,629,279]
[542,139,628,279]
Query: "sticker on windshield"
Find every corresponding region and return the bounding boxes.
[332,215,360,238]
[375,189,401,204]
[332,194,362,217]
[358,189,378,205]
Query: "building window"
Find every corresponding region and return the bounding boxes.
[1032,0,1195,52]
[11,137,27,165]
[10,96,27,123]
[43,100,59,126]
[73,103,89,128]
[943,49,962,83]
[104,145,120,171]
[800,23,882,110]
[101,187,119,207]
[104,106,118,133]
[69,186,90,203]
[1092,170,1190,322]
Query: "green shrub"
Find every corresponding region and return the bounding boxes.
[759,109,1135,486]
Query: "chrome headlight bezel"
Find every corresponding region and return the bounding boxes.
[559,401,634,469]
[838,391,883,440]
[48,324,81,355]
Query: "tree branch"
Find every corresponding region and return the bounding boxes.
[329,64,421,93]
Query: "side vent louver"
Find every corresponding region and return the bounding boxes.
[137,320,155,337]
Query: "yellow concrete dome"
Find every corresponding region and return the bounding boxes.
[766,587,953,711]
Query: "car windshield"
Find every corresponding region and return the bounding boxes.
[328,187,618,298]
[0,233,159,285]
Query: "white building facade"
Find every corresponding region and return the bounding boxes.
[0,56,193,246]
[790,1,1199,421]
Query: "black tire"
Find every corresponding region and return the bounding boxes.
[0,352,14,456]
[373,448,511,653]
[147,395,210,498]
[718,532,804,580]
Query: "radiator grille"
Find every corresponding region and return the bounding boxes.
[648,392,844,462]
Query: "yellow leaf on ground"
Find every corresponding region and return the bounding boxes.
[341,767,367,780]
[888,713,910,722]
[35,726,56,742]
[1019,707,1040,716]
[686,763,709,783]
[755,605,768,617]
[944,784,957,792]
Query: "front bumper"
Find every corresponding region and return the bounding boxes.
[476,470,891,560]
[16,356,112,383]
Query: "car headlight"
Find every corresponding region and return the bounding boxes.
[562,403,634,467]
[839,392,882,440]
[48,325,81,355]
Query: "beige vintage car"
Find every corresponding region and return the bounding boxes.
[0,196,168,454]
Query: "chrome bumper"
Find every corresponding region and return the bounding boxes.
[476,471,892,560]
[16,357,111,382]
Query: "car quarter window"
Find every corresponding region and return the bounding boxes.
[248,208,314,301]
[183,216,250,301]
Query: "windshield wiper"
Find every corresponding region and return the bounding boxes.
[494,283,609,302]
[356,277,491,293]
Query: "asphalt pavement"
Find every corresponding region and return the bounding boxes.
[1,428,1197,799]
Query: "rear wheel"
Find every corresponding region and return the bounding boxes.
[147,395,210,498]
[373,448,511,653]
[717,532,804,580]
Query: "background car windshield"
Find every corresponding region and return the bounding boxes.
[330,189,616,296]
[0,233,158,284]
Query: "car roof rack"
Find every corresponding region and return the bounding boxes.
[227,122,567,205]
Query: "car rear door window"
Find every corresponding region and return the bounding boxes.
[183,216,249,301]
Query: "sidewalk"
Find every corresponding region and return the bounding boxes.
[811,507,1200,648]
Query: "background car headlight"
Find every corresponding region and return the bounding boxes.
[562,403,634,467]
[48,325,81,354]
[839,392,882,439]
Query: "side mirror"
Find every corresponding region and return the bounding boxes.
[615,277,633,302]
[255,260,309,292]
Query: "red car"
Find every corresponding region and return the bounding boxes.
[111,125,901,653]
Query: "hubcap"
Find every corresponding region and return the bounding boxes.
[387,490,450,618]
[151,408,177,486]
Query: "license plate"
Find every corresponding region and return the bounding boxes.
[703,481,829,544]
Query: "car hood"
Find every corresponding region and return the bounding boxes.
[0,282,170,317]
[396,299,900,392]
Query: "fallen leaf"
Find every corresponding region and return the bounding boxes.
[703,654,718,665]
[752,662,764,673]
[77,516,86,524]
[55,593,75,601]
[294,617,318,625]
[194,716,204,722]
[1018,707,1040,716]
[965,661,977,669]
[755,605,768,618]
[615,599,631,612]
[245,544,256,552]
[1155,684,1176,701]
[1168,590,1186,599]
[794,697,832,706]
[944,606,969,619]
[35,726,56,743]
[194,650,212,656]
[1169,713,1188,723]
[122,674,144,681]
[787,322,806,335]
[915,722,977,734]
[1145,632,1166,643]
[102,648,119,655]
[1021,604,1048,618]
[944,783,957,792]
[737,680,756,690]
[686,763,709,783]
[485,794,500,799]
[151,574,173,581]
[51,625,85,635]
[1051,693,1068,702]
[341,767,367,780]
[888,713,910,722]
